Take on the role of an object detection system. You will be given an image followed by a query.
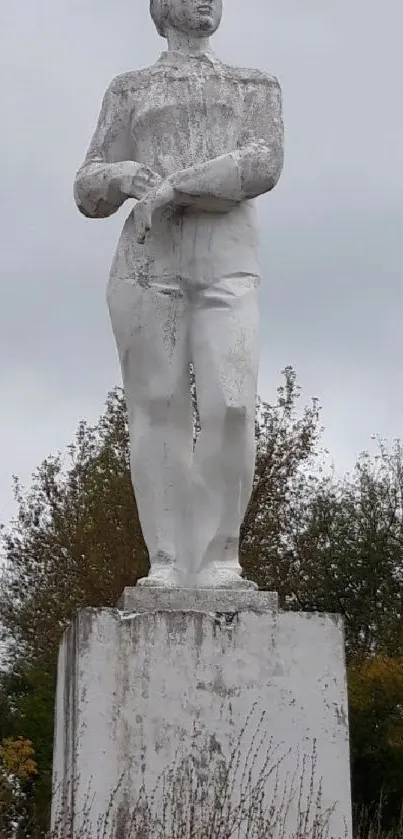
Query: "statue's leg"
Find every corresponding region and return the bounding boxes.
[188,272,259,586]
[107,277,192,585]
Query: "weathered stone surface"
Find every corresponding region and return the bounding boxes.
[118,585,278,612]
[73,0,284,588]
[51,598,352,838]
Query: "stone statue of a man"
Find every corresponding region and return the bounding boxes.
[74,0,284,588]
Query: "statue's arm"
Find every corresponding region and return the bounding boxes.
[171,74,284,208]
[74,79,159,219]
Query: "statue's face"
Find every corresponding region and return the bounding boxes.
[164,0,222,36]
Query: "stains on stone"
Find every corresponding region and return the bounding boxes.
[212,668,236,698]
[334,703,348,729]
[133,266,152,290]
[212,611,240,639]
[208,733,223,758]
[196,669,240,699]
[140,745,147,777]
[193,612,204,650]
[77,608,95,654]
[214,610,239,627]
[119,586,277,613]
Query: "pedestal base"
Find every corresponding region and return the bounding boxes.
[51,590,352,838]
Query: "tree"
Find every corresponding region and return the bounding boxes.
[241,366,323,593]
[349,657,403,829]
[272,442,403,659]
[0,389,148,670]
[0,737,38,837]
[0,658,62,837]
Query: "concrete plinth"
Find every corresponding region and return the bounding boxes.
[51,590,352,838]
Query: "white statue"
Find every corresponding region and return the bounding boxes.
[74,0,284,588]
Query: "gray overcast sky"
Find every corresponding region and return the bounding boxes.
[1,0,402,523]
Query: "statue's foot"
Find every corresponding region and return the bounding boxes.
[137,569,184,587]
[194,563,258,590]
[137,553,185,588]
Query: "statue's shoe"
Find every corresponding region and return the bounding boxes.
[137,565,185,588]
[194,563,258,590]
[137,555,257,590]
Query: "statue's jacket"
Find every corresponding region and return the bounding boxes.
[74,51,284,288]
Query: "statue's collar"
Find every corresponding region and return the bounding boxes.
[157,50,220,67]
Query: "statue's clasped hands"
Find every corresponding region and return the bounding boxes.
[133,178,177,244]
[120,164,178,244]
[121,144,269,243]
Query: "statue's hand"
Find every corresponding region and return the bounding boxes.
[133,179,176,243]
[133,199,153,245]
[120,164,162,201]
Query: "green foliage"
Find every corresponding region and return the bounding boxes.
[241,366,323,593]
[0,669,55,838]
[349,657,403,831]
[279,443,403,658]
[0,370,402,836]
[242,371,403,661]
[0,736,38,837]
[0,389,148,669]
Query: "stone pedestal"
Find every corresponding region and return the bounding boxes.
[51,590,352,838]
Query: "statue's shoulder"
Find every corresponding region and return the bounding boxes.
[105,66,158,97]
[219,62,280,90]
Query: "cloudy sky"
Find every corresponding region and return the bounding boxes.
[1,0,402,524]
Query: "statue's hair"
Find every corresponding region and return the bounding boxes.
[150,0,168,37]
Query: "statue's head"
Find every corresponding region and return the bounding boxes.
[150,0,223,38]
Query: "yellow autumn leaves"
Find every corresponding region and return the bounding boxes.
[0,737,38,782]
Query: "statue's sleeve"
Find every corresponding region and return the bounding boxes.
[74,80,139,218]
[236,74,284,199]
[172,74,284,208]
